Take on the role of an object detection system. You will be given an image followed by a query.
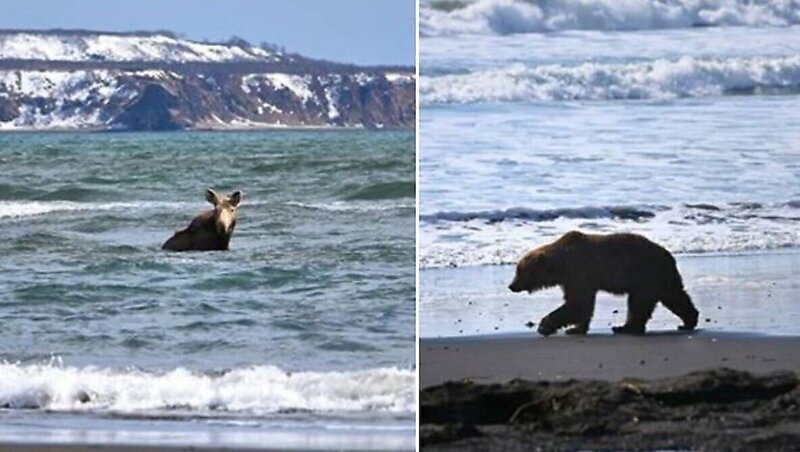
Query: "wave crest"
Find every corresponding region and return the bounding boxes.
[0,200,187,219]
[420,55,800,104]
[421,0,800,36]
[0,362,415,415]
[419,201,800,268]
[421,205,659,223]
[342,181,416,201]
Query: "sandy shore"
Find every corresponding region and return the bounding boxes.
[420,331,800,450]
[0,423,413,452]
[0,443,410,452]
[421,330,800,388]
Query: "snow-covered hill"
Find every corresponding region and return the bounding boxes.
[0,31,415,130]
[0,30,281,63]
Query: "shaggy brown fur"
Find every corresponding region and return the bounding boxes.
[509,231,698,336]
[162,188,242,252]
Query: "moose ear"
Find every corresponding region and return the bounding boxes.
[229,190,243,207]
[206,188,221,206]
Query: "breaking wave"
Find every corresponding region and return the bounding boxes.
[0,361,414,416]
[421,204,660,223]
[0,200,187,219]
[286,200,414,213]
[419,201,800,268]
[421,55,800,104]
[421,0,800,36]
[341,181,416,201]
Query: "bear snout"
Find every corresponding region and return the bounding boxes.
[508,281,522,292]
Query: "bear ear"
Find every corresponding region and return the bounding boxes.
[229,190,243,207]
[206,188,221,206]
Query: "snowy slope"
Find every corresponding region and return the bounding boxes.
[0,31,281,63]
[0,30,416,130]
[0,69,416,130]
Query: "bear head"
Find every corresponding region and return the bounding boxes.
[508,251,559,293]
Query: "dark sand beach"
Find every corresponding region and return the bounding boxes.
[420,332,800,450]
[421,331,800,386]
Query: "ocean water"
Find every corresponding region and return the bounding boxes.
[0,130,415,449]
[420,0,800,336]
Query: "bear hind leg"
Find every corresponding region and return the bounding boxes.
[660,289,699,331]
[612,293,657,335]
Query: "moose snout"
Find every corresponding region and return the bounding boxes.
[508,281,522,293]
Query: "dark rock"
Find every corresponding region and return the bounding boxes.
[0,94,19,122]
[112,83,185,131]
[420,368,800,451]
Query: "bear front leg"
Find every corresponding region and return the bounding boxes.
[538,305,571,336]
[564,287,596,335]
[613,293,657,335]
[539,288,596,336]
[564,292,597,335]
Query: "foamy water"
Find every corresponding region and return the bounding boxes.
[421,0,800,36]
[0,131,415,447]
[420,0,800,344]
[420,11,800,268]
[421,201,800,268]
[422,55,800,104]
[0,361,414,415]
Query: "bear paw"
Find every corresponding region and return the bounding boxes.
[680,310,699,331]
[565,325,588,335]
[612,324,645,335]
[537,319,558,337]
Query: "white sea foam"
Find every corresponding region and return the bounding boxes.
[421,0,800,36]
[0,362,414,415]
[286,201,414,213]
[420,202,800,268]
[0,201,186,220]
[421,54,800,104]
[0,199,412,220]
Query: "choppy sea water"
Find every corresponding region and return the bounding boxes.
[0,130,415,448]
[420,0,800,336]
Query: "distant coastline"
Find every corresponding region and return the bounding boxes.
[0,30,416,131]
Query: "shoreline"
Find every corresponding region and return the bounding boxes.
[420,250,800,338]
[0,420,415,452]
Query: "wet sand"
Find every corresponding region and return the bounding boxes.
[0,447,261,452]
[420,251,800,338]
[420,332,800,450]
[421,330,800,387]
[0,443,408,452]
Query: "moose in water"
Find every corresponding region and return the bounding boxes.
[162,188,243,251]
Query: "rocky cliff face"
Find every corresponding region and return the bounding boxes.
[0,31,415,131]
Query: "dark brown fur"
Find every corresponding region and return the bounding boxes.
[509,231,698,336]
[162,188,242,252]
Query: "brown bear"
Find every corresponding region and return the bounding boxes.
[162,188,242,252]
[508,231,698,336]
